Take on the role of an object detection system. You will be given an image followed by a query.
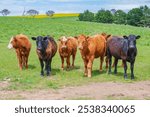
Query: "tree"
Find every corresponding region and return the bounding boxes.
[1,9,10,16]
[140,5,150,27]
[78,10,94,22]
[26,9,39,17]
[113,10,127,24]
[111,9,117,15]
[46,10,55,17]
[127,8,143,26]
[95,9,113,23]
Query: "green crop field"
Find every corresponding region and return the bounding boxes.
[0,16,150,91]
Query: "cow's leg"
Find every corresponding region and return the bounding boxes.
[60,56,64,70]
[130,61,135,80]
[108,56,112,74]
[100,56,104,72]
[25,53,29,69]
[16,50,23,70]
[72,52,76,68]
[84,59,88,76]
[107,48,112,74]
[46,59,51,76]
[39,59,44,76]
[87,57,94,78]
[114,58,118,74]
[105,57,109,70]
[123,60,127,79]
[66,56,70,69]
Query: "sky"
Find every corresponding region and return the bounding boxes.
[0,0,150,15]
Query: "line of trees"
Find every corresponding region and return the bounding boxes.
[0,9,55,18]
[79,5,150,27]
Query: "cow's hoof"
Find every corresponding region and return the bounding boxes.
[99,69,103,72]
[131,77,134,80]
[47,72,51,76]
[87,75,91,78]
[40,74,44,77]
[124,75,127,79]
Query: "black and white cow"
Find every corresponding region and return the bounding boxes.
[32,36,57,76]
[107,34,140,79]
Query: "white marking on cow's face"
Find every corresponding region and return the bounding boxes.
[62,36,68,42]
[7,37,14,49]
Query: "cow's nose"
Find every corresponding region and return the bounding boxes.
[7,44,13,49]
[61,46,67,49]
[129,45,135,49]
[78,46,83,50]
[37,47,42,50]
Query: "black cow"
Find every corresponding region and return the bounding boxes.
[32,36,57,76]
[107,35,140,79]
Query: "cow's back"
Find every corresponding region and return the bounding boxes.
[107,36,126,59]
[15,34,31,50]
[67,37,78,52]
[88,34,106,58]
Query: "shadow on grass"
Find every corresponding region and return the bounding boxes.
[109,71,138,80]
[63,65,80,71]
[28,65,36,69]
[52,68,61,75]
[92,70,107,77]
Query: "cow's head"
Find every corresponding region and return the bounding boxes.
[7,37,17,49]
[32,36,49,53]
[75,34,88,50]
[123,35,140,49]
[59,36,69,49]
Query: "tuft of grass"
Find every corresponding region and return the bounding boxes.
[0,17,150,90]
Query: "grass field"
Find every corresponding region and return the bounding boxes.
[0,16,150,91]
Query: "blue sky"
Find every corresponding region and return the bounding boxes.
[0,0,150,15]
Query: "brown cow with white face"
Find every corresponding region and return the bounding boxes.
[58,36,77,70]
[7,34,31,70]
[75,33,111,77]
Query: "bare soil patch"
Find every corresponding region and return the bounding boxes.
[0,81,150,100]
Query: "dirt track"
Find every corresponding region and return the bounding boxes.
[0,81,150,100]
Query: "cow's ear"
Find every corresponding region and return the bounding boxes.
[123,35,128,40]
[74,36,78,40]
[43,37,48,40]
[13,37,17,42]
[32,37,36,40]
[86,36,90,41]
[136,35,140,40]
[106,35,111,39]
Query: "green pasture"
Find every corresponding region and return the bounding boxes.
[0,16,150,90]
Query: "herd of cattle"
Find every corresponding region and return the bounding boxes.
[7,33,140,80]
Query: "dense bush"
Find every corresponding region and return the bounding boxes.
[95,9,113,23]
[78,5,150,27]
[78,10,94,22]
[113,10,127,24]
[127,8,143,26]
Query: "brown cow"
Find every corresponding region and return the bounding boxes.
[7,34,31,70]
[58,36,77,70]
[75,33,111,77]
